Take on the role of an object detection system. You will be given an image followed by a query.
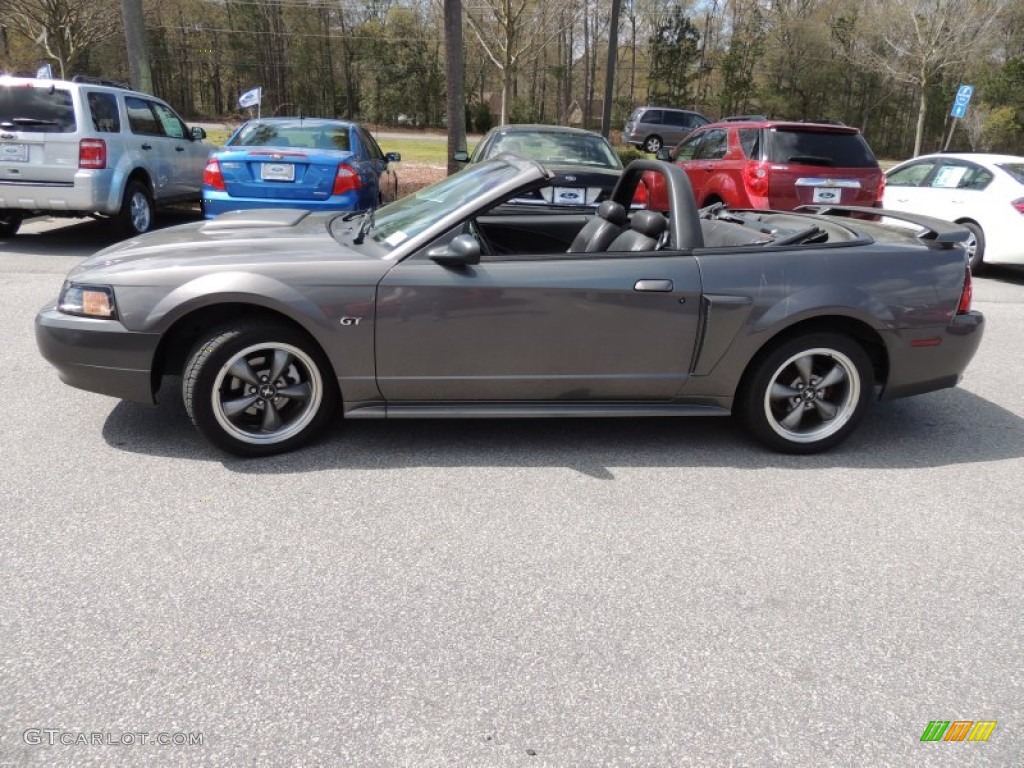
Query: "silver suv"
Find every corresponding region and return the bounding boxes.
[0,75,212,237]
[623,106,710,154]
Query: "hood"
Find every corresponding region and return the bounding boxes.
[69,209,376,281]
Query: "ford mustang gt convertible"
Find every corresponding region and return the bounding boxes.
[36,156,984,457]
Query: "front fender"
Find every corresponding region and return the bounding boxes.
[142,271,335,336]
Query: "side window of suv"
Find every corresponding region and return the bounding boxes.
[738,129,759,159]
[694,129,728,160]
[664,111,688,127]
[673,131,705,161]
[152,103,187,139]
[643,110,663,125]
[86,92,120,133]
[125,96,164,136]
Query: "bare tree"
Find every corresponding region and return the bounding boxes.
[842,0,1005,156]
[465,0,583,124]
[3,0,120,78]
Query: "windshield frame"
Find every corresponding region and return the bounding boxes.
[329,156,547,259]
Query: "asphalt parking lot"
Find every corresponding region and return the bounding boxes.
[1,216,1021,767]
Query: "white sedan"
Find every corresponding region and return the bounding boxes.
[883,152,1024,271]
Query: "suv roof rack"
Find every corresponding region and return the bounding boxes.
[71,75,131,90]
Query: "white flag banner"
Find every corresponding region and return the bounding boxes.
[36,63,53,80]
[238,87,262,109]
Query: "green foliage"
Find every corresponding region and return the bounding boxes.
[472,102,494,134]
[616,146,646,166]
[507,98,538,125]
[975,105,1023,153]
[648,5,701,105]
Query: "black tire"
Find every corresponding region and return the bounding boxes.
[738,333,874,454]
[119,180,155,236]
[961,221,985,273]
[642,135,663,153]
[183,322,339,457]
[0,212,22,237]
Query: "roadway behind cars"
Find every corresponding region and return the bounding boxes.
[2,218,1022,766]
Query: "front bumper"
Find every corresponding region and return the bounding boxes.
[35,307,161,403]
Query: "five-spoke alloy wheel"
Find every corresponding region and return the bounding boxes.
[184,323,338,456]
[739,333,873,454]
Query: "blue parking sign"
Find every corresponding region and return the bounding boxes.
[950,84,973,118]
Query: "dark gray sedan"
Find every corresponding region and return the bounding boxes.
[36,157,984,456]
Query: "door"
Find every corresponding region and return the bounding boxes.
[686,128,729,203]
[123,96,174,200]
[150,101,207,198]
[374,240,703,402]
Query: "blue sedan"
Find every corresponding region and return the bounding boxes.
[201,118,400,218]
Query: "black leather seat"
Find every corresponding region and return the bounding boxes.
[567,200,628,253]
[607,210,668,252]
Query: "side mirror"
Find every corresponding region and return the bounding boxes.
[191,126,207,141]
[428,233,481,267]
[453,150,470,163]
[385,151,401,163]
[655,147,672,161]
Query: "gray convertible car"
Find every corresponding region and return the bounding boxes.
[36,157,984,457]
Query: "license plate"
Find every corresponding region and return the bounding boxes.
[553,186,585,205]
[812,186,841,204]
[0,143,28,162]
[260,162,295,182]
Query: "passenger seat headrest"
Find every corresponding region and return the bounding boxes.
[597,200,627,225]
[631,210,668,238]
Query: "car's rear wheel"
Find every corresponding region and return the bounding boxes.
[961,221,985,273]
[183,322,339,456]
[119,180,154,236]
[642,135,663,153]
[739,333,873,454]
[0,212,22,237]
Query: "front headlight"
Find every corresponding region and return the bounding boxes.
[58,283,118,319]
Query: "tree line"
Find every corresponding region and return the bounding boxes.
[2,0,1024,158]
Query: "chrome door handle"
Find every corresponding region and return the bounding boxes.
[634,279,673,292]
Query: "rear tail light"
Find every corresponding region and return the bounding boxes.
[957,264,973,314]
[632,180,649,208]
[333,163,362,195]
[742,160,770,204]
[1011,197,1024,214]
[78,139,106,169]
[203,159,226,191]
[876,172,886,203]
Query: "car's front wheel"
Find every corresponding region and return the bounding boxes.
[183,322,339,456]
[119,180,155,236]
[642,135,663,153]
[738,333,873,454]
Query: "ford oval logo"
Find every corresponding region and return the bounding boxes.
[564,175,577,182]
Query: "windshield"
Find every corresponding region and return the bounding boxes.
[487,132,621,169]
[0,83,76,133]
[337,160,525,250]
[229,120,352,151]
[997,163,1024,184]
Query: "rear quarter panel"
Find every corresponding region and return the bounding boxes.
[678,237,970,401]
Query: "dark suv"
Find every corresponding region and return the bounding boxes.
[649,118,884,212]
